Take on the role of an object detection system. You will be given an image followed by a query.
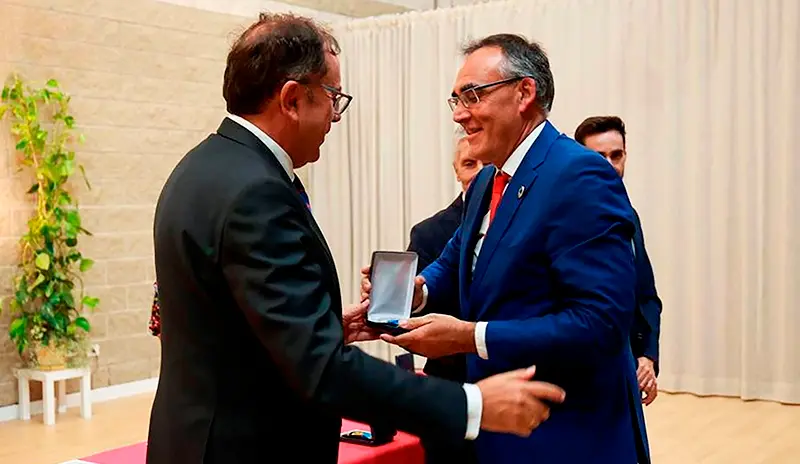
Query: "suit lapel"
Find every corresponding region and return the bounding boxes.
[216,118,339,280]
[458,169,493,319]
[470,121,561,297]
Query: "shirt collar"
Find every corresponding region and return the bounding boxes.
[498,120,546,178]
[226,114,295,181]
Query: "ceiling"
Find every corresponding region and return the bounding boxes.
[273,0,412,18]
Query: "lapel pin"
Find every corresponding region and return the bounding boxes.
[517,186,525,199]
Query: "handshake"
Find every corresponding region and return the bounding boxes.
[341,264,566,439]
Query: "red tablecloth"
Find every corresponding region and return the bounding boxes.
[78,419,422,464]
[339,419,424,464]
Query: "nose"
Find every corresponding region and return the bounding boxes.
[452,104,470,125]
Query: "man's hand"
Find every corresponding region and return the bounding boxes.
[379,314,475,358]
[360,265,426,310]
[477,366,566,437]
[637,357,658,405]
[343,300,380,344]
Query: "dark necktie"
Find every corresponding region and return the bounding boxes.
[293,177,312,211]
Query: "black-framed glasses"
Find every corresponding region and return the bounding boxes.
[322,84,353,115]
[447,76,530,111]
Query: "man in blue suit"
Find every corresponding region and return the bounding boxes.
[575,115,663,406]
[362,34,650,463]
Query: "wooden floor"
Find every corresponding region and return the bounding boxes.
[0,392,798,464]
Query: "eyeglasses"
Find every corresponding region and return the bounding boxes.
[322,84,353,115]
[447,76,530,111]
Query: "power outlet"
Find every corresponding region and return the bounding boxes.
[89,343,100,357]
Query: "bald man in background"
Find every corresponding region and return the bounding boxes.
[406,128,483,464]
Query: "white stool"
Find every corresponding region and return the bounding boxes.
[14,367,92,425]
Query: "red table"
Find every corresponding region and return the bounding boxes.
[77,419,422,464]
[339,419,424,464]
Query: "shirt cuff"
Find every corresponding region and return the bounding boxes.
[461,383,482,440]
[413,283,429,314]
[475,321,489,359]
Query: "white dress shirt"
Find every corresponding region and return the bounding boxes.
[227,114,295,181]
[419,121,545,361]
[226,115,483,440]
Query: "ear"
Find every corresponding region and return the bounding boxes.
[518,77,538,113]
[278,81,303,122]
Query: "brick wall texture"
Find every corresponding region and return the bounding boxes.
[0,0,268,406]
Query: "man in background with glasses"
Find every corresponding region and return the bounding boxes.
[148,14,566,464]
[368,33,651,463]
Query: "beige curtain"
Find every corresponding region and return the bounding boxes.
[307,0,800,403]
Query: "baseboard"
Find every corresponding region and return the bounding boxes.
[0,376,159,423]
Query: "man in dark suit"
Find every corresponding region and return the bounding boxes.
[406,130,482,463]
[146,14,565,464]
[574,115,663,405]
[407,130,483,380]
[364,34,650,463]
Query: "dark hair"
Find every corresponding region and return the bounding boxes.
[574,116,627,146]
[462,33,555,112]
[223,13,340,115]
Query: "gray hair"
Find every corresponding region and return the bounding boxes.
[452,126,468,162]
[462,33,555,113]
[453,125,467,143]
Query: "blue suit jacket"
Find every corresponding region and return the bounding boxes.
[421,121,650,464]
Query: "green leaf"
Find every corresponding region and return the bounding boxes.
[65,237,77,247]
[34,253,51,270]
[29,273,45,290]
[27,183,39,194]
[61,158,74,176]
[15,139,28,151]
[8,318,25,338]
[63,115,75,128]
[82,296,99,309]
[59,191,72,205]
[62,291,75,308]
[66,210,81,228]
[40,303,57,327]
[54,312,69,332]
[26,101,37,120]
[46,79,58,88]
[79,258,94,272]
[16,338,27,355]
[74,316,91,332]
[1,87,8,100]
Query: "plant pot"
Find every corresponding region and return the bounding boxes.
[34,344,67,371]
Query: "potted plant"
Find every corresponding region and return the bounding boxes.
[0,75,99,370]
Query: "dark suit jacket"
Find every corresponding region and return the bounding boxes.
[407,195,466,381]
[146,118,468,464]
[630,208,662,374]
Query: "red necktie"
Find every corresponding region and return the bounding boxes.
[489,171,510,222]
